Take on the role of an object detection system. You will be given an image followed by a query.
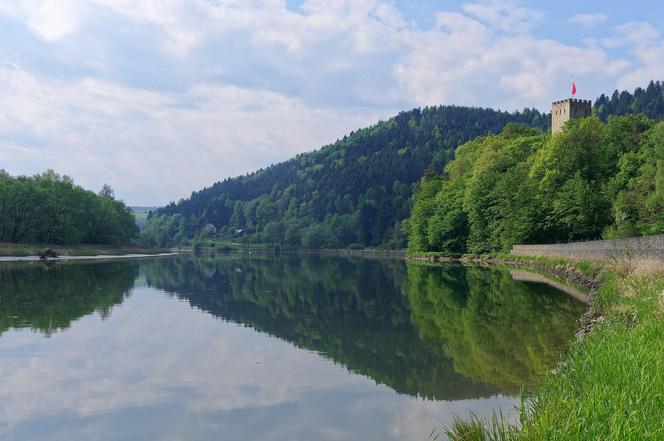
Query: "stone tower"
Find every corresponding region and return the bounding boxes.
[551,98,592,134]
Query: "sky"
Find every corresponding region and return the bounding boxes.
[0,0,663,205]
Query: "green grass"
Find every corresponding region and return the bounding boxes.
[517,262,664,440]
[435,411,521,441]
[0,242,170,257]
[441,257,664,440]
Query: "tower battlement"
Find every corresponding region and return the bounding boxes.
[551,98,592,134]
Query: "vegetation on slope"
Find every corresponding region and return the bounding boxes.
[142,106,549,248]
[0,169,138,246]
[408,115,664,254]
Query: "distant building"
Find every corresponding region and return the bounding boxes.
[201,223,217,237]
[551,98,592,134]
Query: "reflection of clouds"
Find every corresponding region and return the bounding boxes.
[0,287,365,429]
[0,285,518,440]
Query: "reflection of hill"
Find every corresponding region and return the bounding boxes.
[142,254,498,401]
[406,264,585,394]
[0,261,138,336]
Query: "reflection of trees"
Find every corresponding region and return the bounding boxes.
[406,264,585,394]
[0,261,138,336]
[142,254,497,401]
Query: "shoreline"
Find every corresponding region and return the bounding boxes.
[0,252,179,262]
[411,253,664,439]
[407,254,601,329]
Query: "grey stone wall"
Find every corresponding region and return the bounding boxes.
[511,234,664,260]
[551,98,592,134]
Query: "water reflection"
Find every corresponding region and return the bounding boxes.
[0,260,137,336]
[406,264,585,393]
[142,254,584,396]
[142,254,497,401]
[0,255,585,440]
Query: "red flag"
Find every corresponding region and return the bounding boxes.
[572,80,577,96]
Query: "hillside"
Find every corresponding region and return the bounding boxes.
[142,106,548,248]
[408,115,663,254]
[142,81,664,249]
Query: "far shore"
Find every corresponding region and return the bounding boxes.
[0,242,175,261]
[0,252,179,262]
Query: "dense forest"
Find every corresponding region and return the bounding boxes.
[0,170,138,245]
[142,81,664,249]
[595,80,664,122]
[142,106,549,248]
[408,115,664,254]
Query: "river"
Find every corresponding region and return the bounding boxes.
[0,253,585,440]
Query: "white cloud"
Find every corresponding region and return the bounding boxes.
[462,0,543,34]
[394,15,629,110]
[568,13,607,28]
[0,0,84,41]
[0,64,377,204]
[0,1,662,204]
[602,21,660,49]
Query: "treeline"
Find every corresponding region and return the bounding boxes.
[408,115,664,254]
[595,80,664,122]
[0,170,138,245]
[142,105,549,248]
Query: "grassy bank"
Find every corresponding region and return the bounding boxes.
[434,255,664,440]
[0,242,170,257]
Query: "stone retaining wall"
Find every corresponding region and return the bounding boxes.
[511,235,664,260]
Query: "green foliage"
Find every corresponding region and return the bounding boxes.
[439,411,519,441]
[594,80,664,122]
[142,106,550,248]
[0,170,138,245]
[409,116,664,253]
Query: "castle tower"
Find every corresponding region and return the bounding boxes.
[551,98,592,134]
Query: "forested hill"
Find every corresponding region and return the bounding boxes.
[143,105,549,248]
[142,80,664,249]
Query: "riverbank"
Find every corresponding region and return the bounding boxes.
[0,242,172,259]
[413,253,664,440]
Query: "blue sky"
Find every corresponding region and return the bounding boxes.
[0,0,662,205]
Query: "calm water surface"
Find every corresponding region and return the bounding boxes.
[0,254,585,440]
